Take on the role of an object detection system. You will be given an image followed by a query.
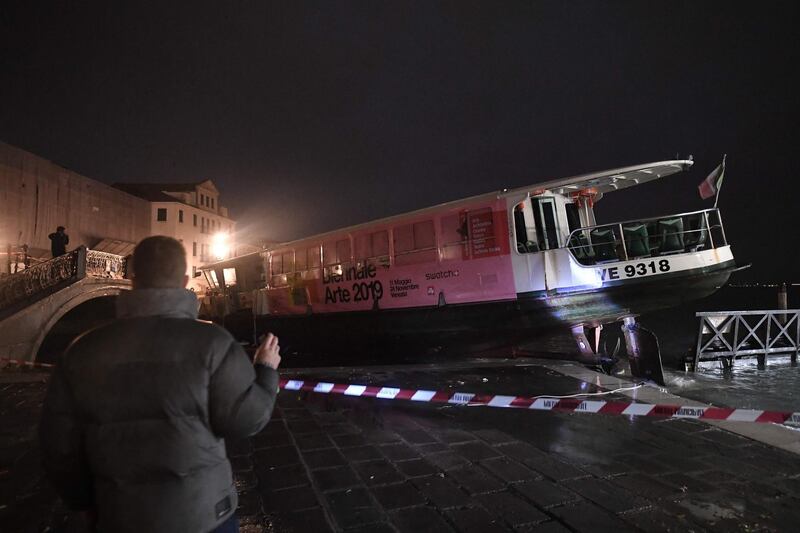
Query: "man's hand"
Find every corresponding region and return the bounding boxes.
[254,333,281,369]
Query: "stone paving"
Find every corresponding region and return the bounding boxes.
[2,362,800,532]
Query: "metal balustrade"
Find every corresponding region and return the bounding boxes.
[0,247,128,321]
[689,309,800,370]
[567,208,727,266]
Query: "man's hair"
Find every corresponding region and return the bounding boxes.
[131,236,187,289]
[56,226,65,231]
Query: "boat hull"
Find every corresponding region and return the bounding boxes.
[219,260,735,360]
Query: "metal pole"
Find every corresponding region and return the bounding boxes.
[715,208,728,246]
[794,309,799,366]
[704,211,715,249]
[618,223,628,261]
[713,154,726,208]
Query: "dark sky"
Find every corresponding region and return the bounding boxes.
[1,1,798,280]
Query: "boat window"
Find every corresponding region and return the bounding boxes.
[323,239,351,278]
[565,203,582,232]
[513,203,531,253]
[355,230,390,267]
[394,224,414,254]
[223,268,237,287]
[282,251,295,274]
[371,230,389,259]
[414,221,435,249]
[204,270,219,289]
[394,220,437,266]
[531,197,560,250]
[336,239,351,265]
[323,241,338,265]
[440,213,468,261]
[295,248,307,271]
[308,245,321,269]
[354,233,370,261]
[270,253,287,287]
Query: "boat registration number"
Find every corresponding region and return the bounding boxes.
[600,259,671,281]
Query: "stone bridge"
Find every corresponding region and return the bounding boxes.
[0,247,130,362]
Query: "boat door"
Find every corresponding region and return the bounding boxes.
[531,197,560,250]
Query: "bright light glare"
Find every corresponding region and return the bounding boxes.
[211,232,230,260]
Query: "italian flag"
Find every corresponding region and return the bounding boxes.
[698,156,726,200]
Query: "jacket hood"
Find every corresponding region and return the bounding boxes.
[116,288,199,319]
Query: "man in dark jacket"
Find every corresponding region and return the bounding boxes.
[48,226,69,257]
[39,236,281,532]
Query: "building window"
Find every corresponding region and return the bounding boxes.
[211,198,215,209]
[199,193,204,207]
[193,214,197,226]
[157,208,167,221]
[192,266,197,277]
[179,209,184,223]
[193,242,197,257]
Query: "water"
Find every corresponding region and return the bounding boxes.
[532,284,800,412]
[665,356,800,412]
[649,284,800,412]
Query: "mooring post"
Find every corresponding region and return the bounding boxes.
[778,283,788,325]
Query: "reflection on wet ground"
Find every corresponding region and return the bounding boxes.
[4,358,800,532]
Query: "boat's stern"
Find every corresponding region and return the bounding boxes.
[565,208,732,290]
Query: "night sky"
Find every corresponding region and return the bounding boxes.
[2,1,798,281]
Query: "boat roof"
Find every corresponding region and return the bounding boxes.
[208,159,694,256]
[514,159,693,196]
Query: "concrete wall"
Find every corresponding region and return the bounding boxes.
[0,142,151,264]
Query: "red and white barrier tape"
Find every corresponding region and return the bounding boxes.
[279,378,800,426]
[0,357,55,369]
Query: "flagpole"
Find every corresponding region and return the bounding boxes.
[713,154,727,208]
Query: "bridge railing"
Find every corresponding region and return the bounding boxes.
[690,309,800,370]
[0,247,127,321]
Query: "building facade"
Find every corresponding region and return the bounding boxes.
[114,181,236,290]
[0,142,151,272]
[1,142,238,291]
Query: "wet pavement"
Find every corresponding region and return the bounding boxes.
[3,360,800,532]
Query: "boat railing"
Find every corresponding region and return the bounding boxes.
[566,208,727,266]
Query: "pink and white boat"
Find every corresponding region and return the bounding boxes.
[201,159,736,384]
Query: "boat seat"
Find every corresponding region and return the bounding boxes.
[622,223,650,258]
[645,220,660,253]
[568,233,594,263]
[684,215,708,251]
[658,218,685,254]
[590,227,618,262]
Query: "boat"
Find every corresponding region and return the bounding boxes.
[199,159,736,384]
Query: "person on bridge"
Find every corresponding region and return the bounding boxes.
[48,226,69,257]
[39,235,282,533]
